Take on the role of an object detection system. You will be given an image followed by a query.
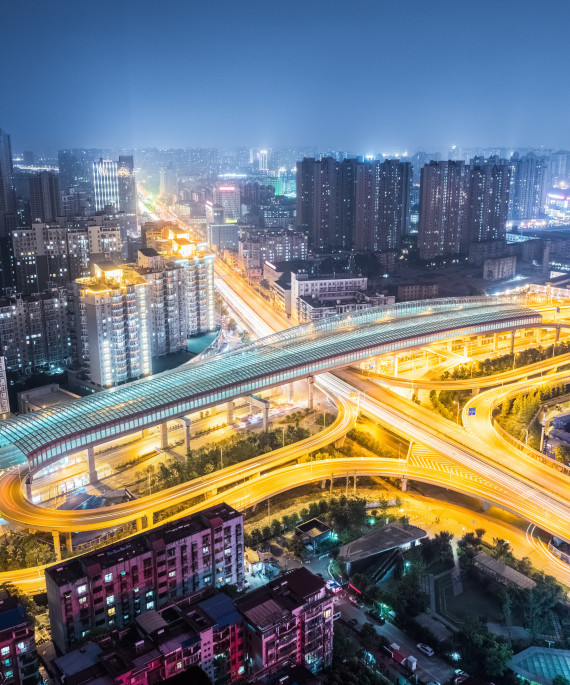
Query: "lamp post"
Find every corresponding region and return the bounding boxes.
[453,400,460,424]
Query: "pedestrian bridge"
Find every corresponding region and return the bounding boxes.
[0,296,540,472]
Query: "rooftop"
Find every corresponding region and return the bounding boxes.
[45,504,241,586]
[473,552,537,590]
[509,646,570,685]
[339,523,427,564]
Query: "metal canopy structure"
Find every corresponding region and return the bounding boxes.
[0,300,540,471]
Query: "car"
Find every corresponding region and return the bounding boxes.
[366,609,386,625]
[454,670,469,677]
[417,643,435,657]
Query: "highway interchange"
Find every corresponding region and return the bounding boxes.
[2,202,570,591]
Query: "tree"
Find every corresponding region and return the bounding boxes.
[491,538,514,564]
[261,525,271,539]
[359,622,377,651]
[270,519,281,536]
[250,529,262,547]
[553,676,570,685]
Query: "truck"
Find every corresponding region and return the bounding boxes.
[385,643,417,672]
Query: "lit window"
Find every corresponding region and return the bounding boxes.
[79,597,87,604]
[77,584,87,594]
[202,546,209,554]
[2,659,10,666]
[168,571,176,578]
[106,595,115,606]
[146,591,153,599]
[5,671,12,679]
[108,607,116,616]
[104,573,113,583]
[0,648,9,656]
[324,609,332,619]
[146,601,154,610]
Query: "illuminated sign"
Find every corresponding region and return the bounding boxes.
[218,186,236,191]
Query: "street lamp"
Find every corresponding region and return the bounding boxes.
[281,426,286,447]
[513,351,519,370]
[453,400,460,424]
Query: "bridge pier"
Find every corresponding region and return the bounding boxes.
[401,478,408,492]
[471,387,479,397]
[136,516,144,532]
[510,330,515,355]
[179,417,191,454]
[288,383,294,403]
[321,479,327,489]
[493,332,499,352]
[536,328,542,344]
[161,422,169,450]
[52,531,61,561]
[87,447,97,484]
[481,499,490,512]
[24,474,32,501]
[307,376,314,410]
[463,340,469,356]
[556,325,561,343]
[141,428,150,438]
[249,395,270,431]
[66,532,73,553]
[227,401,234,426]
[392,356,399,377]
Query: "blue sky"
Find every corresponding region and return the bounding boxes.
[2,0,568,152]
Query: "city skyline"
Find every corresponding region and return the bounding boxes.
[3,0,570,151]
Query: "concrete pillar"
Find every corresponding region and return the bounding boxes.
[463,340,469,356]
[307,376,314,411]
[146,511,153,528]
[52,531,61,561]
[87,447,97,485]
[288,383,294,403]
[141,428,150,438]
[401,478,408,492]
[481,499,490,512]
[535,328,542,344]
[249,395,270,432]
[24,474,32,501]
[446,340,453,353]
[161,422,168,450]
[493,332,499,352]
[556,325,561,343]
[471,387,479,397]
[227,401,234,426]
[353,473,357,494]
[66,532,73,553]
[321,479,327,490]
[510,330,515,355]
[179,417,191,454]
[392,356,399,377]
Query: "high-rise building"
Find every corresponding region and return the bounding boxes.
[354,160,411,251]
[159,165,178,200]
[0,590,41,685]
[45,503,244,653]
[0,288,70,375]
[0,356,9,416]
[22,151,34,167]
[467,159,510,244]
[508,153,549,222]
[29,171,61,222]
[418,161,469,260]
[93,159,119,212]
[70,262,151,388]
[0,128,17,237]
[117,155,136,214]
[238,230,308,273]
[213,185,241,220]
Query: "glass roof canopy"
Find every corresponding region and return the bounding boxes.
[0,301,540,470]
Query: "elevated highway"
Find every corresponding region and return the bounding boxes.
[0,299,538,475]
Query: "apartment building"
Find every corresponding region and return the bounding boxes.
[45,504,244,653]
[51,591,244,684]
[69,262,151,387]
[0,356,9,416]
[238,230,308,276]
[290,272,368,322]
[0,288,70,375]
[48,568,333,684]
[236,567,334,676]
[0,591,41,685]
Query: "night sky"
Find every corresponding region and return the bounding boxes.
[2,0,569,152]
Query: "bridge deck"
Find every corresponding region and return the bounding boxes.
[0,302,539,469]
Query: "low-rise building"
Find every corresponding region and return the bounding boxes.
[235,567,334,676]
[483,255,517,281]
[472,552,536,590]
[296,291,395,323]
[46,503,244,653]
[396,282,439,302]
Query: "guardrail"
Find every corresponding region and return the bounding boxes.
[489,377,570,476]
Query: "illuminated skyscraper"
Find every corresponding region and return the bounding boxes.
[213,185,241,220]
[418,161,468,260]
[508,153,549,222]
[92,158,119,211]
[467,159,510,243]
[117,155,136,214]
